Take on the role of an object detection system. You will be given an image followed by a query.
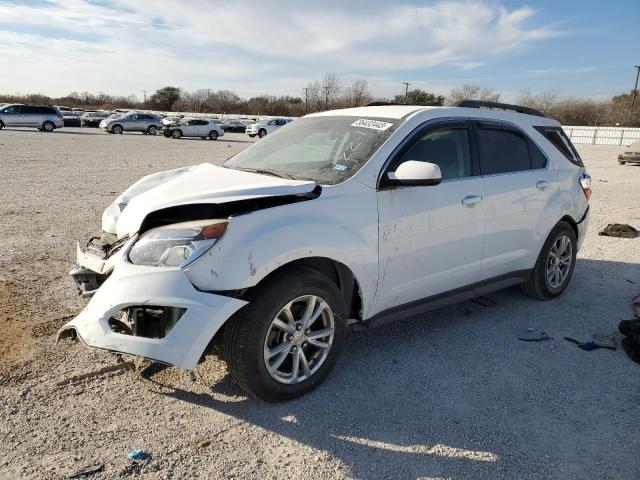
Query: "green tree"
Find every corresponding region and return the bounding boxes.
[149,86,181,111]
[393,89,444,106]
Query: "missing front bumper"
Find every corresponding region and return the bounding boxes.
[59,261,248,369]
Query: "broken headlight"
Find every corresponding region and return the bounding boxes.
[128,220,227,267]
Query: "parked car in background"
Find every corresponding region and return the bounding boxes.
[99,112,162,135]
[245,117,292,138]
[54,105,83,126]
[61,101,590,401]
[161,115,184,127]
[618,140,640,165]
[81,111,110,127]
[222,119,247,133]
[162,117,224,140]
[0,104,63,131]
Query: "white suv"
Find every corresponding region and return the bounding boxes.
[245,117,292,138]
[60,101,591,401]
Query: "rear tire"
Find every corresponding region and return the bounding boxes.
[172,129,182,139]
[0,121,4,130]
[223,266,346,402]
[521,221,577,300]
[112,124,123,134]
[42,121,55,132]
[208,130,218,140]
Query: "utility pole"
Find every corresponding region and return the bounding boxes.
[303,87,309,113]
[324,85,330,110]
[401,81,411,100]
[141,89,147,108]
[631,65,640,108]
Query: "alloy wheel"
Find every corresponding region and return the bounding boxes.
[546,234,573,289]
[263,295,335,384]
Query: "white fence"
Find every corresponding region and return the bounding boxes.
[563,126,640,146]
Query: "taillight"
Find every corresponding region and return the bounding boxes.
[579,172,591,200]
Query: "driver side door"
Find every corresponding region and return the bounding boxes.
[373,121,487,314]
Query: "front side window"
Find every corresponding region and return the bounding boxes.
[477,127,530,174]
[395,126,472,180]
[224,115,401,184]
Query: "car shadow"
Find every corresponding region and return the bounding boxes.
[136,257,640,479]
[2,128,101,136]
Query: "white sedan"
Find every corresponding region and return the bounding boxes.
[163,118,224,140]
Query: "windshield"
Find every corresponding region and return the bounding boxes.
[224,116,401,184]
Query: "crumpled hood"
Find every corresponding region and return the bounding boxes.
[102,163,317,238]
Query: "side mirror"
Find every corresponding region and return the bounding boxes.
[386,161,442,187]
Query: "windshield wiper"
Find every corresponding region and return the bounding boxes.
[234,167,296,180]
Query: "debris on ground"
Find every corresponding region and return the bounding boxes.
[598,224,639,238]
[518,327,551,341]
[564,337,617,351]
[68,464,104,478]
[619,319,640,364]
[127,449,149,460]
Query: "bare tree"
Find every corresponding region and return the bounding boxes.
[342,79,372,107]
[448,84,500,104]
[518,89,559,114]
[182,89,210,113]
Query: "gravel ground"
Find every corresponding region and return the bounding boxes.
[0,127,639,480]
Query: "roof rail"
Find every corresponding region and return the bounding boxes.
[364,102,407,107]
[453,100,545,117]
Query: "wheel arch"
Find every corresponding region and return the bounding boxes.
[205,256,364,361]
[559,214,578,238]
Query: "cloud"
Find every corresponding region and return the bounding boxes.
[0,0,560,97]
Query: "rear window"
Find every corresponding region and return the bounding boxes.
[534,126,583,167]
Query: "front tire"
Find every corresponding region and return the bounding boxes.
[258,129,267,138]
[223,267,346,402]
[0,121,4,130]
[171,129,182,139]
[148,125,157,135]
[42,121,55,132]
[521,221,577,300]
[112,124,123,134]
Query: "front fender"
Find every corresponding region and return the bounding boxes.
[183,187,379,318]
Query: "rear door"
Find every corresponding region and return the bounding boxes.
[374,121,487,312]
[474,121,555,280]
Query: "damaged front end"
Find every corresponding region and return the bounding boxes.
[59,253,248,369]
[70,232,129,297]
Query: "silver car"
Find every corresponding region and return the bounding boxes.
[163,117,224,140]
[0,104,64,132]
[99,112,162,135]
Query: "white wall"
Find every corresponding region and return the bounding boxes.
[563,126,640,146]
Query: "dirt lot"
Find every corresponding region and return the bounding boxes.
[1,127,639,480]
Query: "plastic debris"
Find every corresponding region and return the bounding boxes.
[598,224,639,238]
[564,337,616,351]
[68,464,104,479]
[128,449,148,460]
[518,327,551,341]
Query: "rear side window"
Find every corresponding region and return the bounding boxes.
[477,127,530,174]
[528,140,548,169]
[534,126,583,167]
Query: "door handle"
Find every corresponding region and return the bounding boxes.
[461,194,483,206]
[536,180,551,189]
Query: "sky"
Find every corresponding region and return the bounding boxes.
[0,0,638,102]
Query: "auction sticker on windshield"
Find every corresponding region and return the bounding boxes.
[350,119,394,131]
